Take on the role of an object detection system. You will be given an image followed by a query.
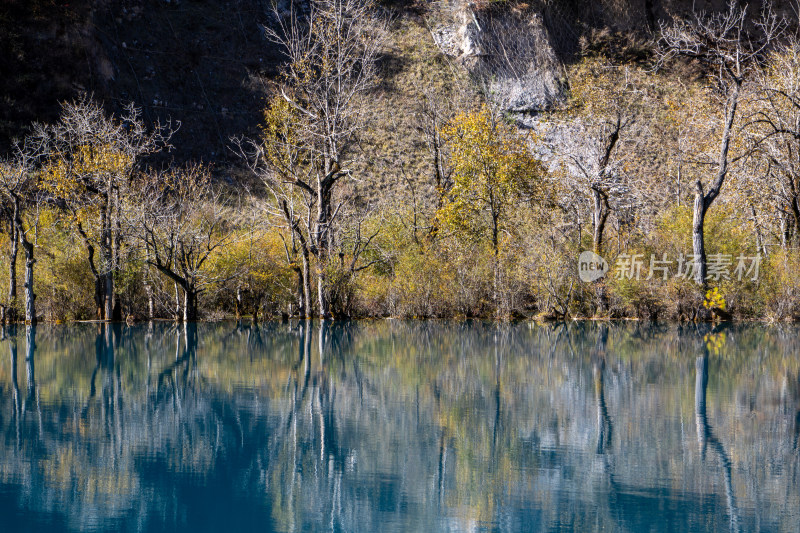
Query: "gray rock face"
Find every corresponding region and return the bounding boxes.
[430,1,567,113]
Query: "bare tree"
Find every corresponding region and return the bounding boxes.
[742,37,800,249]
[254,0,387,319]
[658,1,784,286]
[0,189,20,324]
[137,166,233,322]
[238,97,314,317]
[39,96,173,320]
[0,137,46,324]
[544,59,657,256]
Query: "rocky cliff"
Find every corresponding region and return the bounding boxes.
[430,1,567,113]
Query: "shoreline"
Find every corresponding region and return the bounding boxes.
[8,315,796,325]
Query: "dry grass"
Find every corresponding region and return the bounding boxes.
[348,14,478,206]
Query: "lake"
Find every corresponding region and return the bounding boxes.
[1,321,798,532]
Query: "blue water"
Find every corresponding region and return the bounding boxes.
[0,321,798,532]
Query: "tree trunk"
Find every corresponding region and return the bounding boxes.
[101,204,109,317]
[21,239,35,325]
[301,241,312,319]
[94,278,105,320]
[75,219,105,319]
[751,204,766,257]
[100,190,114,321]
[293,266,304,317]
[280,199,314,318]
[591,186,611,315]
[315,168,337,320]
[316,259,330,320]
[104,271,113,322]
[491,209,500,317]
[315,235,331,319]
[692,181,708,287]
[293,248,312,319]
[174,282,182,321]
[236,285,243,320]
[112,187,122,321]
[183,288,197,322]
[317,270,330,320]
[14,199,35,325]
[315,209,330,320]
[790,191,800,249]
[592,185,610,256]
[691,82,740,287]
[146,283,154,320]
[7,220,18,324]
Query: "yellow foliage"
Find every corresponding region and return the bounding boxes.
[43,143,133,200]
[437,105,547,247]
[703,287,726,311]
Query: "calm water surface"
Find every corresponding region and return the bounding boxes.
[0,321,798,532]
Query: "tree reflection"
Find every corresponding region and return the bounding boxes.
[695,332,741,533]
[0,321,798,532]
[7,325,20,447]
[593,325,612,455]
[23,324,41,435]
[156,323,198,401]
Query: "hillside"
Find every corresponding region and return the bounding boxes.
[1,0,280,162]
[5,0,794,166]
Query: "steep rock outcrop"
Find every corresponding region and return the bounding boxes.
[430,1,567,113]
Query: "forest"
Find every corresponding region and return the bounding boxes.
[2,0,800,323]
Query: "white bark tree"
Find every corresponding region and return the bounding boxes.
[255,0,387,319]
[543,59,658,257]
[658,1,783,286]
[39,97,173,320]
[0,137,46,324]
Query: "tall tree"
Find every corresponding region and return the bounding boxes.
[658,1,783,286]
[257,0,387,319]
[241,97,314,317]
[1,191,19,323]
[0,138,44,324]
[137,166,233,322]
[437,105,548,314]
[40,97,172,320]
[549,58,661,256]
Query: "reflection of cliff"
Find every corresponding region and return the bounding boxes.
[0,322,799,531]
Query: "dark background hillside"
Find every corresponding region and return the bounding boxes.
[1,0,281,163]
[2,0,797,164]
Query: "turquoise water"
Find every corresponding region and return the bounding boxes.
[0,321,798,532]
